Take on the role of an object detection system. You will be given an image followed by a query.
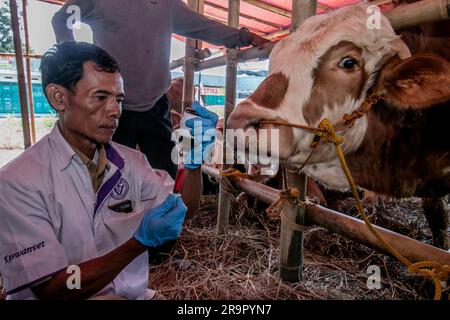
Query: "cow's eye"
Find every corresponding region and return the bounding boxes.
[339,57,357,70]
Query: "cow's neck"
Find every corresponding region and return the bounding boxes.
[345,101,450,197]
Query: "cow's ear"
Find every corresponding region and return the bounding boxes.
[377,54,450,109]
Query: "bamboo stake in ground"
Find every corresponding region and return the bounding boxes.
[279,172,307,281]
[278,0,316,283]
[217,0,240,235]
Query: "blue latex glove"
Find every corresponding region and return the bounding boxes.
[183,102,219,169]
[134,193,187,248]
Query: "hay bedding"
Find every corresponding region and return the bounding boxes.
[0,196,445,300]
[149,195,448,300]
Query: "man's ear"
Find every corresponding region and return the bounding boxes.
[376,54,450,109]
[45,84,69,112]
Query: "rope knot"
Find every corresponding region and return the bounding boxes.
[312,119,344,147]
[343,111,365,128]
[266,187,301,219]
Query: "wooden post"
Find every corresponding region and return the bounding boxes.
[182,0,204,112]
[22,0,36,144]
[291,0,317,32]
[278,0,317,282]
[279,172,307,281]
[217,0,240,235]
[9,0,31,149]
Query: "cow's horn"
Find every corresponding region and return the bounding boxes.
[390,37,411,59]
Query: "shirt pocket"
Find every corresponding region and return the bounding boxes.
[100,196,146,246]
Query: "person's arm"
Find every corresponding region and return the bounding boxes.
[52,0,94,43]
[180,167,202,219]
[172,0,269,49]
[33,192,187,300]
[31,239,146,300]
[179,102,219,219]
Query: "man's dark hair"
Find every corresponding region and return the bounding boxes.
[40,41,120,96]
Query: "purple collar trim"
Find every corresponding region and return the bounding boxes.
[94,144,125,215]
[104,144,124,170]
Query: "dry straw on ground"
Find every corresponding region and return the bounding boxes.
[1,194,446,300]
[150,195,447,300]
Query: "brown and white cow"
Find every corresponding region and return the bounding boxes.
[227,4,450,248]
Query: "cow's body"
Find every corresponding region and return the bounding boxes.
[347,100,450,198]
[227,4,450,248]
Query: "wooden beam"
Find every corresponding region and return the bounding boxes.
[9,0,32,149]
[205,1,284,29]
[243,0,292,18]
[22,0,36,144]
[242,0,329,17]
[0,53,42,59]
[201,165,450,266]
[195,41,276,71]
[265,28,290,40]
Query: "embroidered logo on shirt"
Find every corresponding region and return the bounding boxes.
[111,177,129,200]
[4,241,46,264]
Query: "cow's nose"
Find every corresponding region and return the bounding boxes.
[246,164,261,177]
[227,111,260,129]
[227,111,252,130]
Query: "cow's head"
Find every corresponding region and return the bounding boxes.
[228,5,413,168]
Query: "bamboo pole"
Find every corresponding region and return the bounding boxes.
[243,0,330,15]
[194,41,276,71]
[384,0,449,30]
[279,171,307,281]
[182,0,204,112]
[217,0,240,235]
[0,53,42,59]
[291,0,317,32]
[201,165,450,266]
[278,0,317,283]
[22,0,36,144]
[9,0,31,149]
[243,0,292,18]
[205,1,283,29]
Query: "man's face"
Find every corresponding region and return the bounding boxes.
[60,61,124,145]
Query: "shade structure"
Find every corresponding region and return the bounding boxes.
[37,0,364,45]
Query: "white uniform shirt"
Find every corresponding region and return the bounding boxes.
[0,125,174,299]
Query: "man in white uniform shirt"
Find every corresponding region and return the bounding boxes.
[0,42,215,300]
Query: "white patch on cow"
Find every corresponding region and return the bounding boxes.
[303,160,349,190]
[442,166,450,175]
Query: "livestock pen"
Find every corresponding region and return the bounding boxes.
[2,0,449,300]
